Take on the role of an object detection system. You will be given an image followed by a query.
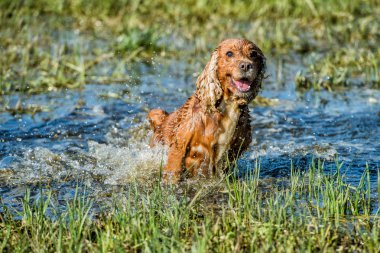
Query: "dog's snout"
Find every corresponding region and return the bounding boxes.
[239,61,253,72]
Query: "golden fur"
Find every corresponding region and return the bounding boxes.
[148,38,266,183]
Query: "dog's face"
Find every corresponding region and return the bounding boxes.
[216,39,265,102]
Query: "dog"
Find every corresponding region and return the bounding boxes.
[148,38,266,183]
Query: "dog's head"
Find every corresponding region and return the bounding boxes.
[196,38,266,110]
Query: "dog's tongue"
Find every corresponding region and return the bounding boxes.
[234,79,251,92]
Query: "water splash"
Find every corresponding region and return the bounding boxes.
[0,59,379,211]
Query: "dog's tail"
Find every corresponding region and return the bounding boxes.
[147,109,168,131]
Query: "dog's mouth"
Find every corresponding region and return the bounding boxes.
[230,78,252,92]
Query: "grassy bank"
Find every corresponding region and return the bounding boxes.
[0,0,379,95]
[1,161,379,252]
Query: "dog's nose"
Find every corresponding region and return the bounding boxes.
[239,61,253,72]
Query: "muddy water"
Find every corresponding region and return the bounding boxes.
[0,59,379,212]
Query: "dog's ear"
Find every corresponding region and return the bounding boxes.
[252,54,266,94]
[196,49,223,111]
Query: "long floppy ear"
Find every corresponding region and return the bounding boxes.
[254,54,267,92]
[195,50,223,112]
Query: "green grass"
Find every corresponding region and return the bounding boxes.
[296,48,380,90]
[1,2,379,251]
[0,0,379,95]
[1,160,379,252]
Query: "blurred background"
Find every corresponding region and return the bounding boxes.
[0,0,379,94]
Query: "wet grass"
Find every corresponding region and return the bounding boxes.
[0,0,379,95]
[0,161,379,252]
[296,48,380,90]
[1,1,379,251]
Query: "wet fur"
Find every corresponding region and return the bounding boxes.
[148,39,265,183]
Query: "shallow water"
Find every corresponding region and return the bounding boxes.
[0,58,379,212]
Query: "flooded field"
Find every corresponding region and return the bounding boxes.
[1,58,379,213]
[1,1,379,251]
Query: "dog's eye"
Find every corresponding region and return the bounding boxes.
[250,51,258,58]
[226,51,233,57]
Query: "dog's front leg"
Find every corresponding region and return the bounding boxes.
[163,146,184,183]
[162,129,192,184]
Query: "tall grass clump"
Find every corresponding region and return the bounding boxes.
[0,160,379,252]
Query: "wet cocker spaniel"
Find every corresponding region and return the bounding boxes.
[148,38,266,183]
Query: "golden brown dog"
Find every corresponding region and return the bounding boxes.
[148,38,266,183]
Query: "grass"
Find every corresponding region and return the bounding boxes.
[0,2,379,251]
[296,48,380,90]
[0,0,379,95]
[0,160,379,252]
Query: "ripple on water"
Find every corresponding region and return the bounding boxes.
[0,60,379,210]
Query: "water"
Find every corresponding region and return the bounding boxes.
[0,58,379,212]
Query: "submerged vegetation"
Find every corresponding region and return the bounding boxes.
[0,0,379,94]
[0,161,379,252]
